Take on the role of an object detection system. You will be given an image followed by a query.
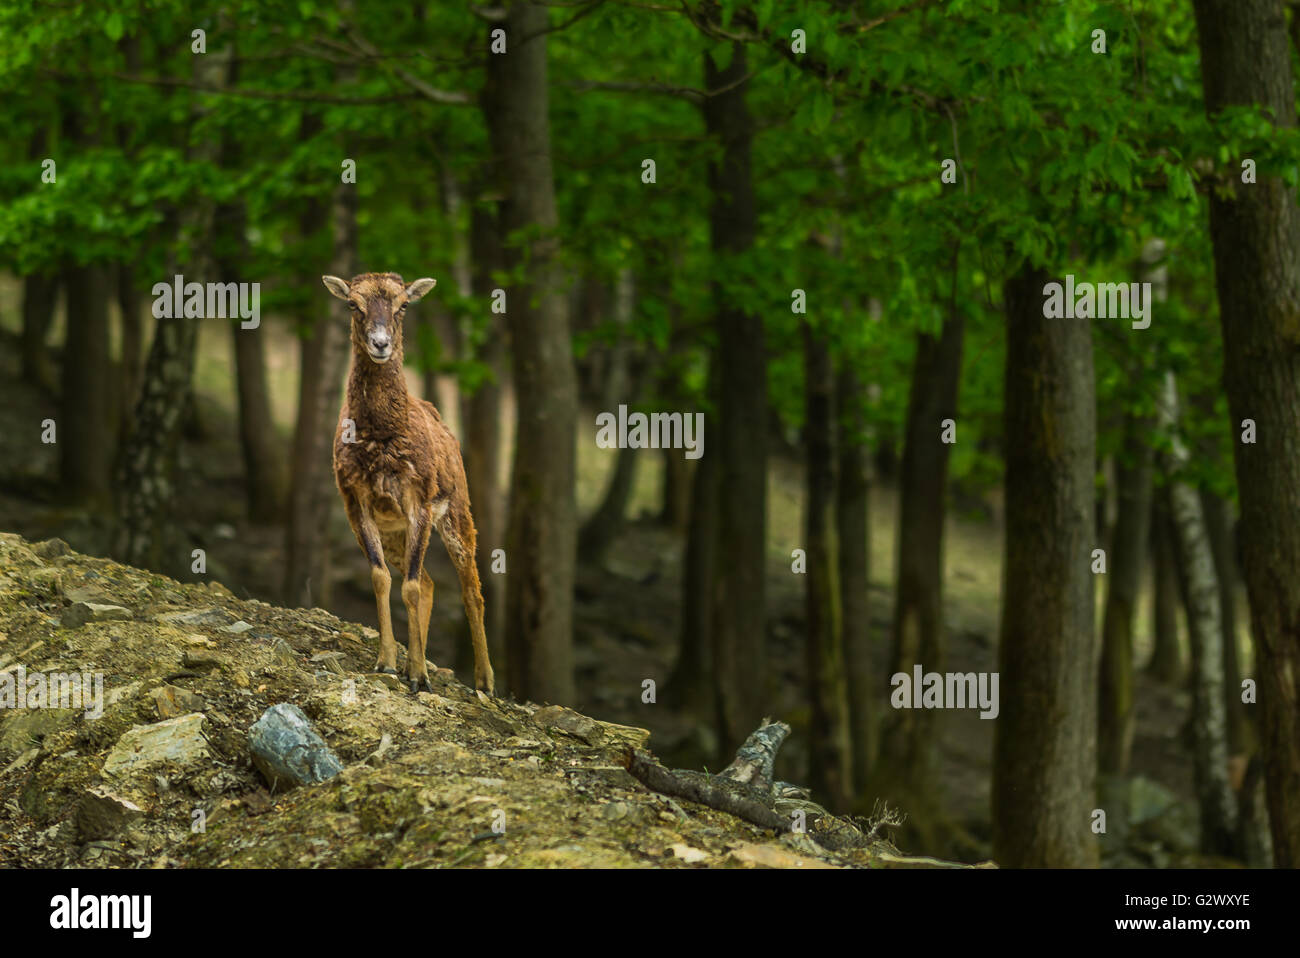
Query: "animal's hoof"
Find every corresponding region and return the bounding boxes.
[408,675,437,695]
[373,665,398,676]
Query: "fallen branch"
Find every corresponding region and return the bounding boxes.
[622,748,789,832]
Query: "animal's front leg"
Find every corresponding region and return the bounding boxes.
[402,503,436,693]
[349,501,399,675]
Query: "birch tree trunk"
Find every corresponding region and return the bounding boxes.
[1155,370,1238,856]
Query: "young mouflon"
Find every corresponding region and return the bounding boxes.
[322,271,494,695]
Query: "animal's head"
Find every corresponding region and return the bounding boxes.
[322,271,436,364]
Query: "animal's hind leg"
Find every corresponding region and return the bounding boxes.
[437,506,495,695]
[401,504,436,693]
[416,567,453,681]
[418,568,435,659]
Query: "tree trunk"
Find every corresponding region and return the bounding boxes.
[992,265,1098,868]
[284,178,355,608]
[219,84,285,522]
[484,1,578,704]
[881,290,964,793]
[1201,489,1248,755]
[704,42,768,756]
[837,363,875,791]
[665,353,719,719]
[1147,491,1184,682]
[802,321,852,811]
[1193,0,1300,865]
[229,266,285,521]
[115,50,231,563]
[1098,418,1154,777]
[579,270,641,563]
[1157,371,1238,856]
[21,271,58,392]
[659,450,691,534]
[463,201,506,666]
[60,265,113,507]
[117,265,144,424]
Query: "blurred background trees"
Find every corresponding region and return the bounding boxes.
[1,0,1297,867]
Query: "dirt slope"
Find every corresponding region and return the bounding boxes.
[0,532,966,869]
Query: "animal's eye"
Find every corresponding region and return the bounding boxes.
[398,303,407,311]
[349,302,361,311]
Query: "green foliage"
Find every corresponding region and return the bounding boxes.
[0,0,1286,505]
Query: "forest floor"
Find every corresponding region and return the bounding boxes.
[0,297,1233,866]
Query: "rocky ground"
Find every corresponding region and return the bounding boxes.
[0,531,973,869]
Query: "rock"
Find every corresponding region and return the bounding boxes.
[594,720,651,750]
[728,842,839,869]
[532,705,605,746]
[310,652,346,675]
[0,708,79,759]
[76,787,145,840]
[27,567,63,596]
[247,703,344,790]
[369,673,403,692]
[270,638,297,666]
[182,650,226,671]
[569,765,638,788]
[151,685,206,720]
[31,538,72,559]
[157,608,236,628]
[602,801,630,821]
[220,620,253,635]
[61,602,132,628]
[668,843,709,864]
[103,714,210,777]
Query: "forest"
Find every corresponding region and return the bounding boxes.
[0,0,1298,875]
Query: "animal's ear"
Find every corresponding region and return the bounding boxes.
[322,275,351,300]
[404,278,437,302]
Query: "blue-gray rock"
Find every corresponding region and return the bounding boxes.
[247,703,344,790]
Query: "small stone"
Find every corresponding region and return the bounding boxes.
[103,714,210,778]
[28,567,63,595]
[573,766,637,788]
[151,685,206,720]
[220,620,253,634]
[471,777,506,788]
[248,703,344,789]
[61,602,132,628]
[75,787,145,840]
[31,538,72,559]
[532,705,605,746]
[728,842,839,869]
[602,801,630,821]
[669,843,709,864]
[182,650,226,671]
[369,673,403,692]
[157,608,236,628]
[310,652,346,674]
